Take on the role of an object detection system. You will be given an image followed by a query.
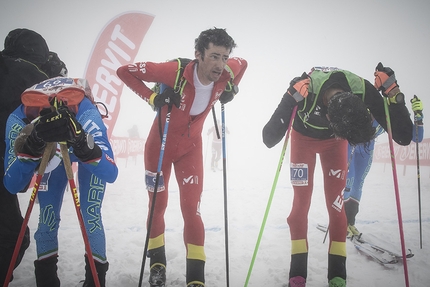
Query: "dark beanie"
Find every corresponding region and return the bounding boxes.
[2,28,49,65]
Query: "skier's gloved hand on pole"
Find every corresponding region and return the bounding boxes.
[149,87,181,110]
[35,104,102,162]
[374,62,398,95]
[61,106,102,162]
[374,62,404,104]
[219,82,238,104]
[411,95,424,124]
[287,72,310,102]
[35,106,72,143]
[19,124,46,158]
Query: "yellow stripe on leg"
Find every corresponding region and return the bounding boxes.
[148,234,165,250]
[291,239,308,255]
[329,241,347,257]
[187,244,206,261]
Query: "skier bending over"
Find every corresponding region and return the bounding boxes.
[262,63,413,287]
[3,77,118,287]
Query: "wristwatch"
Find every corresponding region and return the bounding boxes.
[86,133,95,149]
[388,92,405,104]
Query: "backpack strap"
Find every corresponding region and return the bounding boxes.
[151,58,192,96]
[173,58,192,94]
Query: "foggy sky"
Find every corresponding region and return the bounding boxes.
[1,0,429,155]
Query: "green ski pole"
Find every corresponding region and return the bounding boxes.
[244,106,297,287]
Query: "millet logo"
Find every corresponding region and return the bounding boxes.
[329,169,344,179]
[183,175,199,185]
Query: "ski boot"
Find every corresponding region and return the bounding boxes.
[288,276,306,287]
[329,276,346,287]
[149,263,166,287]
[34,255,60,287]
[347,224,361,239]
[76,255,109,287]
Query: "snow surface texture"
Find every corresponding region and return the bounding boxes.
[8,144,430,287]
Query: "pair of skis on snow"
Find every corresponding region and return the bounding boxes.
[316,224,414,265]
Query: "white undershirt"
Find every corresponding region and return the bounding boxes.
[190,65,213,116]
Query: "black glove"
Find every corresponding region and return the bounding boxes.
[287,72,309,102]
[35,105,101,162]
[35,106,74,143]
[374,62,398,97]
[219,82,238,104]
[58,108,102,162]
[149,87,181,110]
[71,131,102,162]
[20,126,46,157]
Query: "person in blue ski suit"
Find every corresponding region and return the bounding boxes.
[344,95,424,236]
[3,77,118,287]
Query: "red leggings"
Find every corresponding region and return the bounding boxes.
[145,132,205,251]
[288,129,348,252]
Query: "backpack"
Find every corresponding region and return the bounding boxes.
[21,77,108,121]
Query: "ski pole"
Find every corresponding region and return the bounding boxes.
[3,142,56,287]
[138,106,172,287]
[383,97,410,287]
[244,106,298,287]
[60,143,101,287]
[220,103,230,287]
[415,117,422,249]
[212,106,221,139]
[411,96,423,249]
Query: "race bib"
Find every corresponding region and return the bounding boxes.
[145,170,165,192]
[39,172,52,191]
[290,163,309,186]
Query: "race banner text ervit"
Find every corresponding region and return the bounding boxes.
[84,11,154,138]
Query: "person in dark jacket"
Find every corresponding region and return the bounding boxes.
[262,64,413,287]
[0,28,51,286]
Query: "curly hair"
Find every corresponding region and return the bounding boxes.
[327,92,376,146]
[194,27,236,57]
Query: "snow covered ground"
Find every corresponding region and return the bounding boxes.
[2,0,430,286]
[8,134,430,287]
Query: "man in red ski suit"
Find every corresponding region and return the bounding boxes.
[117,27,247,287]
[263,64,412,287]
